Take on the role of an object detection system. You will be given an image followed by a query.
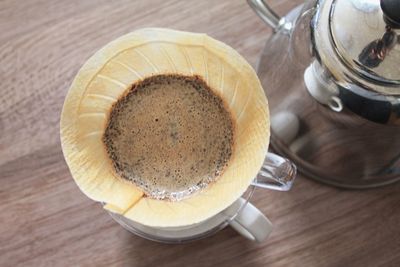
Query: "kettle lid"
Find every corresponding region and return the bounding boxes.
[316,0,400,94]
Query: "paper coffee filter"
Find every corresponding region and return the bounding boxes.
[60,28,270,227]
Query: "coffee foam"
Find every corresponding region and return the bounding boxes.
[103,74,234,201]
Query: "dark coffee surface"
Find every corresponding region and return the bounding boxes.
[103,74,234,200]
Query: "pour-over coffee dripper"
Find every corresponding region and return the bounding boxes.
[107,152,296,243]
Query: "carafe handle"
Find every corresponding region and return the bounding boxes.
[251,152,296,191]
[247,0,291,31]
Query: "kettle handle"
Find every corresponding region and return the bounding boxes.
[247,0,281,29]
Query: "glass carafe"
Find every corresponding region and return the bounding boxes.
[248,0,400,188]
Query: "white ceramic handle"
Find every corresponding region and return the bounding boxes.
[224,197,272,242]
[222,152,296,242]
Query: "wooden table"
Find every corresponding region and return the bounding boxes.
[1,0,399,266]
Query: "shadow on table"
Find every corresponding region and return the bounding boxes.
[261,177,400,267]
[113,179,400,267]
[120,226,267,267]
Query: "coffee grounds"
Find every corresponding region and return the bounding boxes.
[103,74,234,201]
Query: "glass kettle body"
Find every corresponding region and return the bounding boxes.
[248,0,400,188]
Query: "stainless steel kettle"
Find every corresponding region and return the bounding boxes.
[248,0,400,188]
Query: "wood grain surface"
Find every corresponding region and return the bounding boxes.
[1,0,399,266]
